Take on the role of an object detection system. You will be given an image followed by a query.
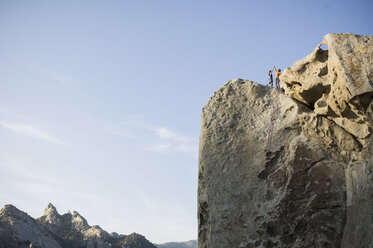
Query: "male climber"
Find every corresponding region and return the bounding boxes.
[273,66,281,90]
[266,69,274,87]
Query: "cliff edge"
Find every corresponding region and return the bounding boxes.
[198,33,373,248]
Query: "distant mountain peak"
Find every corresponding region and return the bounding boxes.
[1,204,18,212]
[1,203,168,248]
[0,204,28,219]
[44,203,59,215]
[71,210,89,229]
[72,210,81,217]
[43,202,62,226]
[46,203,57,211]
[0,204,62,248]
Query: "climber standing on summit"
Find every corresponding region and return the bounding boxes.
[266,69,274,88]
[273,66,281,90]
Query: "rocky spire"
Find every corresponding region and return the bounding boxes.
[43,203,61,226]
[71,210,90,231]
[44,203,58,215]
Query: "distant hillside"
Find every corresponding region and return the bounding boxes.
[156,240,197,248]
[0,203,156,248]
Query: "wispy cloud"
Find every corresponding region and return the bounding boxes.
[38,67,72,86]
[87,115,198,157]
[83,114,140,141]
[0,155,111,220]
[0,106,30,120]
[145,142,171,154]
[0,106,68,145]
[128,116,198,156]
[156,127,189,142]
[0,121,67,145]
[0,156,67,187]
[125,118,198,157]
[145,126,198,157]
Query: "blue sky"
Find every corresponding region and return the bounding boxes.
[0,0,372,243]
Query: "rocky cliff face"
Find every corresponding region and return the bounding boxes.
[0,204,157,248]
[198,33,373,248]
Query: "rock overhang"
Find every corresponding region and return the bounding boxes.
[280,33,373,143]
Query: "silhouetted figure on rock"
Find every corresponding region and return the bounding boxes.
[266,69,274,87]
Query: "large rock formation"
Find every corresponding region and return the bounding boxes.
[198,33,373,248]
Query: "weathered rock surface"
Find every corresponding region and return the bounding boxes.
[281,33,373,144]
[198,34,373,248]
